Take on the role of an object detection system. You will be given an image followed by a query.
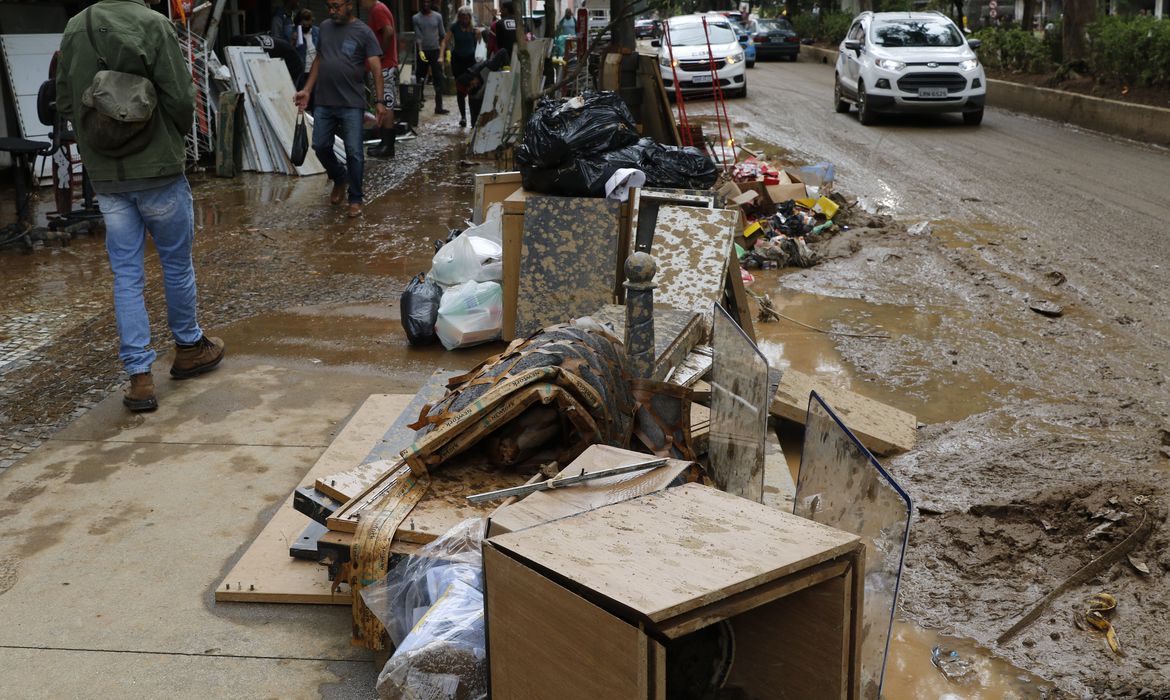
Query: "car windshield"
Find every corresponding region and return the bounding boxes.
[872,19,963,47]
[668,22,737,46]
[757,19,793,32]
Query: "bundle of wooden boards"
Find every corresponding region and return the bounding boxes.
[223,46,340,176]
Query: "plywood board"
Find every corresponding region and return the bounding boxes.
[648,206,737,323]
[316,370,455,502]
[487,483,860,624]
[471,71,518,154]
[488,444,695,536]
[515,196,622,337]
[215,393,413,605]
[484,546,650,699]
[770,369,917,455]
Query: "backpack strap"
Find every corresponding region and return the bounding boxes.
[84,8,109,70]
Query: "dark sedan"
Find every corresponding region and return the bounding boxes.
[749,18,801,61]
[635,18,661,38]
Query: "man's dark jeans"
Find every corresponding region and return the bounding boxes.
[312,105,364,204]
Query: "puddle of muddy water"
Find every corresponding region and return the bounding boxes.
[884,621,1053,699]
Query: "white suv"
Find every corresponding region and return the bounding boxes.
[834,12,986,125]
[655,14,748,99]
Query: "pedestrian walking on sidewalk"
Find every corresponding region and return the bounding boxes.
[56,0,225,414]
[362,0,399,158]
[413,0,449,115]
[294,0,386,218]
[443,6,481,127]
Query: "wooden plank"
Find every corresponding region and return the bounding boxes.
[215,393,414,605]
[515,196,622,337]
[770,369,917,455]
[316,369,455,502]
[484,546,650,699]
[247,55,326,176]
[473,171,522,224]
[500,186,529,341]
[724,253,757,342]
[487,483,861,624]
[488,444,696,537]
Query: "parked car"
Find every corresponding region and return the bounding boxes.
[655,14,748,98]
[634,17,661,39]
[834,11,986,125]
[725,18,757,68]
[748,17,800,61]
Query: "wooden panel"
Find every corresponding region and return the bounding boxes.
[515,196,623,337]
[473,171,522,224]
[215,394,413,605]
[589,304,703,381]
[488,444,696,536]
[501,211,524,341]
[484,546,649,699]
[487,484,861,623]
[316,369,456,502]
[770,369,917,455]
[649,206,737,325]
[724,570,854,700]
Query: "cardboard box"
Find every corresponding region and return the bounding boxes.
[485,484,865,699]
[767,170,808,203]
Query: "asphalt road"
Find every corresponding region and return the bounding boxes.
[688,57,1170,352]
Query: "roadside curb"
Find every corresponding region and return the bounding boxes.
[800,44,1170,145]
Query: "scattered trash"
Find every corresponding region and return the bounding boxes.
[1030,301,1064,318]
[931,645,975,683]
[430,235,503,287]
[402,273,444,346]
[362,519,489,700]
[1083,592,1124,656]
[756,293,780,323]
[435,281,503,350]
[908,221,933,236]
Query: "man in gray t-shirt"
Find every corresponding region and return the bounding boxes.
[295,0,385,218]
[412,0,449,115]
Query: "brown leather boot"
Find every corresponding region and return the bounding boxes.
[330,182,347,206]
[170,335,225,379]
[123,373,158,412]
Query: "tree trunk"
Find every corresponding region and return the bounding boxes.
[611,0,635,50]
[1062,0,1093,62]
[786,0,799,20]
[1021,0,1035,30]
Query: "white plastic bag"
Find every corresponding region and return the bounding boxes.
[430,235,503,286]
[474,37,487,62]
[435,281,503,350]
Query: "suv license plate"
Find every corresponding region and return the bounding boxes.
[918,87,948,98]
[691,74,712,85]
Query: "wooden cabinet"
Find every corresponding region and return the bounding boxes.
[484,484,865,700]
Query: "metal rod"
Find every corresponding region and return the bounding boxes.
[467,458,670,504]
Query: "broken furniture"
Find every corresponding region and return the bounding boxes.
[484,483,865,699]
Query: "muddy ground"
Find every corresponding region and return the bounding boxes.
[4,67,1170,697]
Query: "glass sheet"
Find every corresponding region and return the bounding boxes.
[708,303,768,502]
[795,391,912,699]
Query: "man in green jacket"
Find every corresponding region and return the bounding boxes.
[56,0,224,413]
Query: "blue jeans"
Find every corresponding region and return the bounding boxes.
[313,105,365,204]
[97,176,203,376]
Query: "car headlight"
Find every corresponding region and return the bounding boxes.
[726,51,744,64]
[876,58,905,71]
[659,55,678,68]
[959,58,980,71]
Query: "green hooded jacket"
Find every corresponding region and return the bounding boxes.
[56,0,194,184]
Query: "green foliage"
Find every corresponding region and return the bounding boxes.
[791,12,851,44]
[972,27,1054,73]
[1087,16,1170,87]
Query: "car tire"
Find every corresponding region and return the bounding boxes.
[747,59,755,69]
[788,53,798,62]
[857,81,876,125]
[834,75,850,113]
[962,108,984,126]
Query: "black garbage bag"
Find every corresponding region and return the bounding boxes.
[515,92,640,170]
[401,273,443,345]
[640,144,719,190]
[522,139,647,197]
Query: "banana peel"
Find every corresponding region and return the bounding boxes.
[1084,592,1124,656]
